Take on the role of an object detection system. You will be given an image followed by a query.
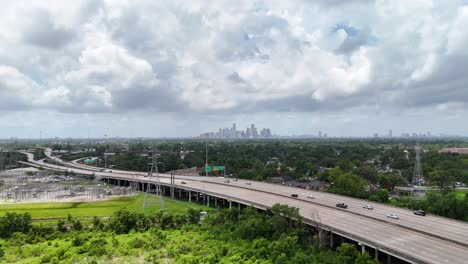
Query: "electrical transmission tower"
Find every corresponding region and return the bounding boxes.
[143,151,165,211]
[412,145,425,186]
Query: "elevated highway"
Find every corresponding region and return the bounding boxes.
[20,151,468,264]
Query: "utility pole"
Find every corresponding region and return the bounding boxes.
[205,141,208,177]
[104,134,107,169]
[39,130,42,160]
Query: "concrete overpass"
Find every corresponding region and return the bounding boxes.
[19,150,468,264]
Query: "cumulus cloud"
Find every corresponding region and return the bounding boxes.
[0,0,468,136]
[0,65,40,110]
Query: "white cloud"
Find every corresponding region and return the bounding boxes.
[0,65,40,110]
[0,0,468,136]
[447,6,468,55]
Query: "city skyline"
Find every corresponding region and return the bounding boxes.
[200,123,273,139]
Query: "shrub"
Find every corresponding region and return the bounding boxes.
[108,208,148,234]
[87,238,107,256]
[57,220,67,233]
[0,212,32,238]
[128,237,146,249]
[72,220,83,231]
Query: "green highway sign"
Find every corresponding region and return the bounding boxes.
[205,166,224,172]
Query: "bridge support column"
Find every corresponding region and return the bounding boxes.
[375,248,378,260]
[387,255,391,264]
[318,229,329,248]
[229,201,232,209]
[178,188,181,198]
[238,203,240,210]
[189,191,191,202]
[361,244,365,254]
[330,231,334,248]
[215,198,217,207]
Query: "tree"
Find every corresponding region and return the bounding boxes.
[369,189,390,203]
[108,208,145,234]
[353,165,378,182]
[429,170,453,190]
[337,243,359,264]
[355,252,379,264]
[329,172,368,198]
[0,212,32,238]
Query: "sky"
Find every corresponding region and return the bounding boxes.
[1,0,468,138]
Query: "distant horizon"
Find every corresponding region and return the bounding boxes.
[1,134,467,141]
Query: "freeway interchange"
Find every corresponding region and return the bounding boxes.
[21,150,468,264]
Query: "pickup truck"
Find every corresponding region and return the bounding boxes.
[336,203,348,209]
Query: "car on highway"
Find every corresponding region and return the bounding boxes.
[224,180,230,183]
[414,210,426,216]
[181,181,187,184]
[233,178,238,181]
[386,213,399,219]
[363,204,373,210]
[245,182,252,185]
[291,194,298,198]
[307,194,315,199]
[336,203,348,209]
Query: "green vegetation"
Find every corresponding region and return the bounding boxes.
[0,152,27,170]
[0,194,208,221]
[391,189,468,221]
[0,205,378,264]
[455,189,468,199]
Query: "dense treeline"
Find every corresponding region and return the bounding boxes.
[57,140,468,188]
[0,206,377,263]
[0,152,27,170]
[393,190,468,221]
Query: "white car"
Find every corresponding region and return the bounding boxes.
[386,213,399,219]
[307,194,315,199]
[363,205,373,210]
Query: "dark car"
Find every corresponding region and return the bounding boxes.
[336,203,348,209]
[414,210,426,216]
[291,194,298,198]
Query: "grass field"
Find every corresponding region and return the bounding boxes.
[455,189,468,199]
[0,193,208,220]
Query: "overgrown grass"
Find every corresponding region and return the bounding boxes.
[0,193,208,220]
[455,189,468,199]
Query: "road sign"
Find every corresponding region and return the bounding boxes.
[205,166,212,172]
[212,166,225,171]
